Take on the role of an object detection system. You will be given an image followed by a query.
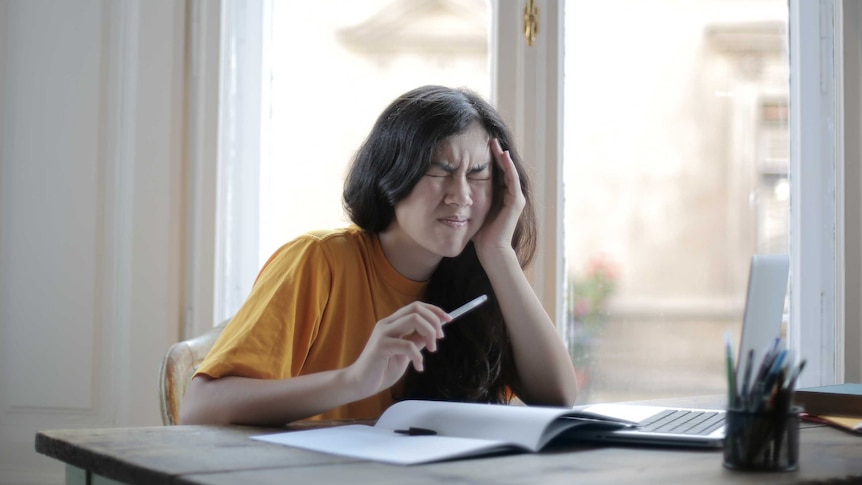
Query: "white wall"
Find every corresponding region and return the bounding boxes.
[0,1,190,483]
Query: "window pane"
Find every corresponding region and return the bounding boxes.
[563,0,789,403]
[260,0,491,268]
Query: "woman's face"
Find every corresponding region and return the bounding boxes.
[381,122,494,279]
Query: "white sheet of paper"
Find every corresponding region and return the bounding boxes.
[253,425,512,465]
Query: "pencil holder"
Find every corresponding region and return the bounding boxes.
[722,407,800,472]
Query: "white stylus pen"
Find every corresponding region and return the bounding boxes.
[447,294,489,321]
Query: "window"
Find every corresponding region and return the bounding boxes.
[562,0,790,403]
[216,0,492,319]
[259,0,491,268]
[211,0,853,393]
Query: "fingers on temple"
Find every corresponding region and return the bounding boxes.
[492,139,518,185]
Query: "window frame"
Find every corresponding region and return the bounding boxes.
[787,0,843,387]
[491,0,565,326]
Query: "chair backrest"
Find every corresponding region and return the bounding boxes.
[159,320,229,425]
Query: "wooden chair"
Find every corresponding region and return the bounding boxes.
[158,320,229,425]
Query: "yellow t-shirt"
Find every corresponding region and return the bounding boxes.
[195,226,427,420]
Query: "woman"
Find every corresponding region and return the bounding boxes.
[180,85,578,426]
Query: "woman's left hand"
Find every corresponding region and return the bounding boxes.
[472,138,525,258]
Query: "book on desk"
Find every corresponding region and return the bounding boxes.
[252,400,631,465]
[795,383,862,434]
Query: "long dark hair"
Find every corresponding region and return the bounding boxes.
[343,85,537,403]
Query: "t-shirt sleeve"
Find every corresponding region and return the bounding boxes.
[195,236,332,380]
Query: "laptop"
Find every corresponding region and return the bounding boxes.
[569,254,790,448]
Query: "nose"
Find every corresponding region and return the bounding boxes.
[444,175,473,207]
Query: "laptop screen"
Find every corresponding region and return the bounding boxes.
[735,254,790,392]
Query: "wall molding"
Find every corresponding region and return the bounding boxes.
[101,0,140,426]
[185,0,221,339]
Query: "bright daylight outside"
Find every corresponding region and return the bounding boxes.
[564,0,790,403]
[252,0,789,405]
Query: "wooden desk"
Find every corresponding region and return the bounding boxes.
[36,407,862,484]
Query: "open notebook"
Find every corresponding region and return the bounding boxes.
[570,254,790,448]
[253,400,633,465]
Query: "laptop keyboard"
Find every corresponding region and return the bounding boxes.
[637,410,725,436]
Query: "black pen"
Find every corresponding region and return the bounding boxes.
[394,427,437,436]
[783,358,805,389]
[740,348,754,409]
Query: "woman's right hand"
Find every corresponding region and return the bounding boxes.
[345,301,451,398]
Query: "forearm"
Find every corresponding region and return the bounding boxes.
[180,301,451,426]
[180,369,362,426]
[481,248,579,406]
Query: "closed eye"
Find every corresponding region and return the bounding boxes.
[467,163,491,180]
[424,162,490,180]
[425,161,457,178]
